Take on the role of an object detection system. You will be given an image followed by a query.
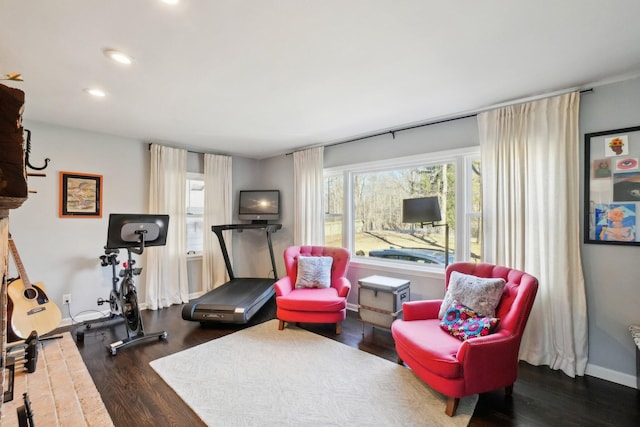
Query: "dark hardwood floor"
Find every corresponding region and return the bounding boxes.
[62,300,639,426]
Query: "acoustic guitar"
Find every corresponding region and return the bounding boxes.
[7,235,62,339]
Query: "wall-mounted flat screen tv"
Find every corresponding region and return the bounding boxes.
[238,190,280,223]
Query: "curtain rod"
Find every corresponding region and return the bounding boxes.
[287,88,593,156]
[327,113,478,148]
[147,142,220,156]
[285,113,475,156]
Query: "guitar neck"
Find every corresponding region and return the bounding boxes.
[8,236,32,288]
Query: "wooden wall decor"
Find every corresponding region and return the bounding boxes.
[0,83,28,210]
[0,82,26,410]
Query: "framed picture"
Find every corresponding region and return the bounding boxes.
[59,171,103,218]
[584,125,640,245]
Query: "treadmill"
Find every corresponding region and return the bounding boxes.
[181,223,282,324]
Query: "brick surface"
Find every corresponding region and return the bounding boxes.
[0,332,113,427]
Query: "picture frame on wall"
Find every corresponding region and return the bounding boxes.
[584,125,640,245]
[59,171,103,218]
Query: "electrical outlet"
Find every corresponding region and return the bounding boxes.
[63,294,71,305]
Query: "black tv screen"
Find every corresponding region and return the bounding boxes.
[238,190,280,222]
[402,196,441,224]
[106,213,170,249]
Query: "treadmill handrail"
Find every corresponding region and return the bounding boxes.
[211,223,282,280]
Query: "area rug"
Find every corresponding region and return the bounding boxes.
[1,332,113,427]
[150,320,477,426]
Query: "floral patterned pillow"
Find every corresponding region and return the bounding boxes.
[438,271,506,319]
[440,300,500,341]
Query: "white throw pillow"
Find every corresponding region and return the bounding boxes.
[295,256,333,289]
[438,271,506,319]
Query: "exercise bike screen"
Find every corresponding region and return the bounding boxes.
[106,213,169,249]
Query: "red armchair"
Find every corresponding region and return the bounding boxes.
[274,246,351,334]
[391,262,538,416]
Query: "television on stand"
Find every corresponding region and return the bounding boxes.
[238,190,280,224]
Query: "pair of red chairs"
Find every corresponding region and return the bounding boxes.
[273,247,538,417]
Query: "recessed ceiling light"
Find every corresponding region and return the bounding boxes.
[85,88,106,97]
[104,49,133,65]
[160,0,179,4]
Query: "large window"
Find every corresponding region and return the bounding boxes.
[186,174,204,254]
[324,148,481,268]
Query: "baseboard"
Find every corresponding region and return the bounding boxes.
[585,362,637,389]
[347,302,359,312]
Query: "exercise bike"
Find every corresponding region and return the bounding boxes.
[75,214,169,355]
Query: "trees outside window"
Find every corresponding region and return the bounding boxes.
[324,148,481,268]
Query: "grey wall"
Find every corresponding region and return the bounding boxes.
[228,156,262,277]
[252,154,294,280]
[8,76,640,388]
[324,115,479,167]
[579,77,640,386]
[9,121,148,319]
[229,156,293,279]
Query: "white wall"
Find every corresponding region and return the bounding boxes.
[9,120,148,323]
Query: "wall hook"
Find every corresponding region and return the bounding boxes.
[24,129,50,171]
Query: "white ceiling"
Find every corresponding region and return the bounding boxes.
[2,1,640,159]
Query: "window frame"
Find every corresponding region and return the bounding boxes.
[186,172,205,258]
[463,154,482,262]
[324,146,480,274]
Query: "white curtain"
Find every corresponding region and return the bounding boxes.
[202,153,232,291]
[478,92,588,377]
[145,144,189,309]
[293,146,324,246]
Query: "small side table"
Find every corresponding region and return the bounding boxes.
[358,275,410,335]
